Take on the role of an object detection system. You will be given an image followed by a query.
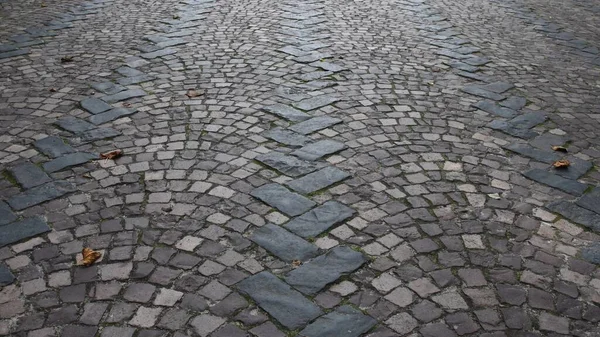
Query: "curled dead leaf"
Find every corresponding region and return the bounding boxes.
[80,248,102,266]
[186,89,201,98]
[100,149,123,160]
[551,146,568,153]
[553,159,570,169]
[292,260,302,268]
[49,88,57,92]
[173,14,180,19]
[60,56,74,63]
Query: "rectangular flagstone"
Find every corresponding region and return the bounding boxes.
[0,264,15,286]
[264,128,310,147]
[255,151,320,177]
[547,200,600,233]
[43,152,97,173]
[286,166,350,194]
[80,97,112,114]
[263,103,310,122]
[55,116,96,133]
[88,107,136,125]
[0,201,17,226]
[8,181,76,210]
[524,169,587,196]
[0,217,51,248]
[117,74,156,86]
[285,246,367,295]
[289,116,342,135]
[34,136,76,158]
[250,224,319,262]
[8,162,51,189]
[250,183,316,216]
[461,85,505,101]
[473,100,517,118]
[576,187,600,215]
[292,139,347,161]
[91,82,126,95]
[140,48,178,59]
[79,127,121,142]
[300,306,376,337]
[503,143,561,164]
[237,271,322,329]
[285,201,355,238]
[292,95,339,111]
[102,89,146,103]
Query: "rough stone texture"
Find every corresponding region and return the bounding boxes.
[288,116,342,135]
[263,103,310,122]
[263,128,310,147]
[80,97,112,114]
[7,181,75,210]
[286,166,350,194]
[250,223,319,262]
[284,200,355,238]
[33,136,76,158]
[0,201,17,226]
[300,305,376,337]
[8,163,51,189]
[255,151,320,177]
[547,200,600,232]
[291,139,347,161]
[524,169,587,195]
[250,183,316,216]
[0,217,50,248]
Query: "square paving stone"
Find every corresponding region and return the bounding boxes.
[300,305,376,337]
[0,264,15,286]
[79,127,121,142]
[547,200,600,233]
[263,103,310,122]
[90,82,126,95]
[34,136,76,158]
[264,127,310,147]
[0,216,50,247]
[288,116,342,135]
[80,97,111,114]
[8,181,75,210]
[255,151,321,177]
[472,100,517,118]
[577,187,600,215]
[285,246,366,295]
[102,89,146,103]
[43,152,97,173]
[285,166,350,194]
[237,271,322,330]
[89,107,136,125]
[55,116,96,133]
[117,74,156,86]
[0,201,17,226]
[292,95,339,111]
[292,139,347,161]
[250,223,319,262]
[284,200,355,238]
[250,183,316,216]
[9,162,51,189]
[524,169,587,196]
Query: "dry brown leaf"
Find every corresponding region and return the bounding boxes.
[81,248,102,266]
[552,146,568,153]
[186,89,200,98]
[553,159,570,169]
[173,14,180,19]
[100,149,123,160]
[60,56,74,63]
[49,88,57,92]
[292,260,302,268]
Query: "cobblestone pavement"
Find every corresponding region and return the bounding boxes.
[1,0,599,336]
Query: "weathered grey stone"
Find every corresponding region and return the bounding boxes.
[0,216,50,247]
[296,71,333,82]
[0,48,29,59]
[489,112,547,138]
[34,136,75,158]
[237,271,322,329]
[0,201,17,226]
[140,48,177,59]
[250,224,319,262]
[285,246,366,295]
[117,74,156,86]
[547,200,600,232]
[285,201,355,238]
[8,181,75,210]
[473,100,517,118]
[255,151,320,177]
[553,156,593,180]
[500,96,527,110]
[292,95,339,111]
[447,60,479,72]
[300,305,376,337]
[288,116,342,135]
[9,163,51,189]
[90,82,126,95]
[508,111,547,129]
[524,169,587,195]
[292,139,347,161]
[43,152,97,173]
[582,243,600,264]
[503,143,561,164]
[102,89,146,103]
[264,128,310,147]
[489,120,538,139]
[286,166,350,194]
[481,81,514,93]
[80,97,111,114]
[115,66,144,77]
[55,116,96,133]
[79,127,121,142]
[0,264,15,286]
[576,188,600,215]
[89,107,136,125]
[263,104,310,122]
[250,183,316,216]
[530,133,566,150]
[461,85,505,101]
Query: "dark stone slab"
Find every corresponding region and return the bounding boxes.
[473,100,517,118]
[503,143,561,163]
[264,128,310,147]
[510,111,548,129]
[285,246,366,295]
[552,156,593,180]
[117,75,156,86]
[310,61,346,72]
[576,187,600,215]
[300,305,376,337]
[140,48,178,59]
[501,96,527,110]
[237,271,322,329]
[524,169,587,195]
[292,95,339,111]
[582,243,600,264]
[91,82,126,95]
[286,166,350,194]
[275,86,310,101]
[463,56,490,66]
[435,49,470,60]
[115,66,145,77]
[456,71,490,82]
[0,48,29,59]
[89,107,136,125]
[530,133,566,150]
[0,201,17,226]
[9,163,51,189]
[278,45,307,57]
[285,201,355,238]
[296,71,333,82]
[255,151,320,177]
[547,200,600,232]
[80,97,111,115]
[7,181,76,210]
[43,152,97,173]
[294,51,331,63]
[251,183,316,216]
[263,104,310,122]
[489,120,538,139]
[34,136,75,158]
[55,116,96,133]
[80,128,121,142]
[102,89,146,103]
[0,216,51,247]
[0,264,15,285]
[289,116,342,135]
[292,139,347,161]
[461,85,504,101]
[251,223,319,262]
[447,61,479,73]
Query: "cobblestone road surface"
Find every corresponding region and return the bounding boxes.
[1,0,600,336]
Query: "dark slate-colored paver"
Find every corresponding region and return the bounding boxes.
[503,143,561,164]
[264,128,310,147]
[288,116,342,135]
[292,139,347,161]
[576,187,600,215]
[8,162,52,189]
[79,128,121,142]
[284,246,367,295]
[300,306,376,337]
[582,243,600,264]
[34,136,76,158]
[447,60,479,72]
[292,95,339,111]
[461,85,505,101]
[263,103,311,122]
[89,107,136,125]
[140,48,178,59]
[102,89,146,103]
[524,169,587,196]
[489,112,547,139]
[0,216,51,247]
[55,116,96,133]
[509,111,548,129]
[501,96,527,110]
[547,200,600,233]
[284,201,355,238]
[115,66,145,77]
[0,201,17,226]
[286,166,350,194]
[530,133,566,150]
[250,183,316,216]
[489,120,538,139]
[0,48,29,59]
[0,264,15,286]
[237,271,323,329]
[117,74,156,86]
[473,100,517,118]
[43,152,97,173]
[250,224,319,262]
[480,81,514,94]
[80,97,112,114]
[8,181,76,210]
[91,82,126,95]
[255,151,320,177]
